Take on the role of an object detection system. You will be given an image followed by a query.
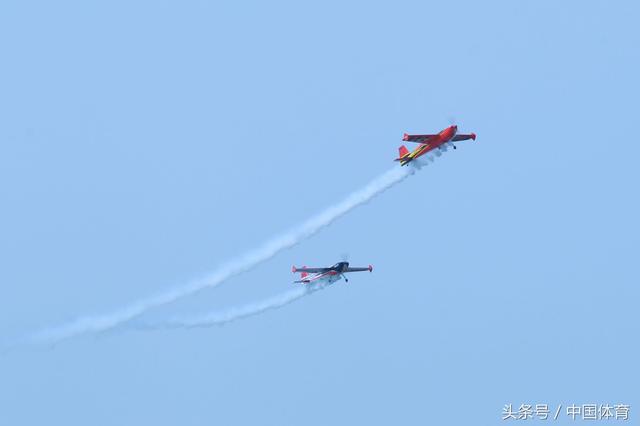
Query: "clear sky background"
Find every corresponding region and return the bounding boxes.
[0,1,638,425]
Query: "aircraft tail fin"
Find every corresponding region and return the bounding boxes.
[395,145,409,161]
[292,265,309,283]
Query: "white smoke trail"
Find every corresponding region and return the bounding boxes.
[137,281,331,330]
[22,165,417,345]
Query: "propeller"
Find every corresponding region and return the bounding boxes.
[447,116,459,150]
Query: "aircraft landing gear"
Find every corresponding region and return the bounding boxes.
[453,145,457,150]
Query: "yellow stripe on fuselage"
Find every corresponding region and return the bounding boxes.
[412,145,428,157]
[401,145,427,164]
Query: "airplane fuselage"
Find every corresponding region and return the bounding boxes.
[305,271,342,285]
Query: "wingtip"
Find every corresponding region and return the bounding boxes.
[292,265,297,273]
[369,264,373,272]
[402,133,409,141]
[471,132,476,141]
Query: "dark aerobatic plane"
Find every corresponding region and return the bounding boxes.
[292,262,373,284]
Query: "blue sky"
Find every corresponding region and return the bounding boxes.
[0,1,638,425]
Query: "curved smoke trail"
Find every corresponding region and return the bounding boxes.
[22,165,417,345]
[137,281,331,330]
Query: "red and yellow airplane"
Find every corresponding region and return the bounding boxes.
[292,261,373,284]
[395,125,476,166]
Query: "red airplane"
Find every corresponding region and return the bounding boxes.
[395,125,476,166]
[292,261,373,284]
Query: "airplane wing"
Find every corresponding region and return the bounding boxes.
[344,265,373,273]
[403,133,435,143]
[292,266,329,273]
[452,133,476,141]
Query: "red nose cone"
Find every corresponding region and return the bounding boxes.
[369,265,373,272]
[292,266,297,273]
[402,133,409,141]
[471,133,477,140]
